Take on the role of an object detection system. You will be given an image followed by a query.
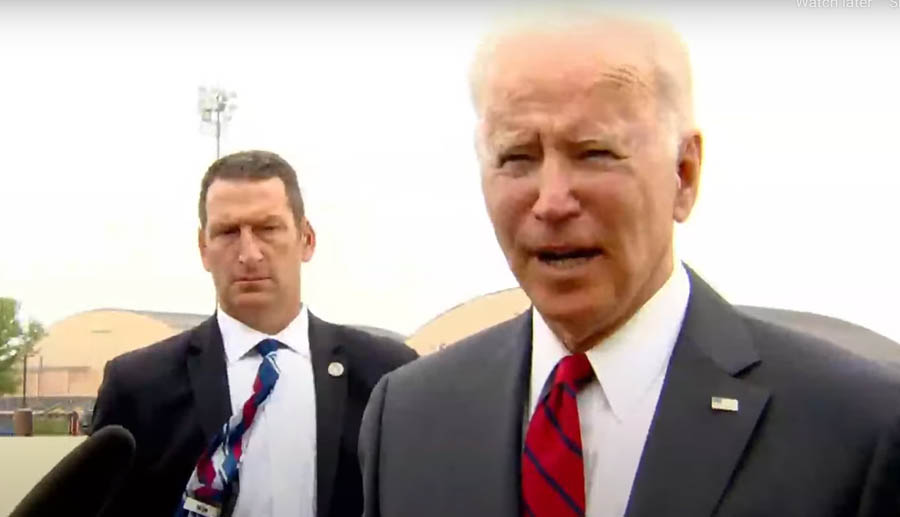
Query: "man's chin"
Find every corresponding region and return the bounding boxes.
[528,286,618,342]
[227,292,276,311]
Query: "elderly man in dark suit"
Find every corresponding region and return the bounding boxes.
[359,12,900,517]
[92,150,417,517]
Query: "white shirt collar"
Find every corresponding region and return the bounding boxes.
[531,260,691,421]
[217,304,311,364]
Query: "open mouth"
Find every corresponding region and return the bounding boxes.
[535,248,603,268]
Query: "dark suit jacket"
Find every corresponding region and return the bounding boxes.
[359,268,900,516]
[92,312,417,517]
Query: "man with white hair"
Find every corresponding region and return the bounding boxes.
[359,10,900,517]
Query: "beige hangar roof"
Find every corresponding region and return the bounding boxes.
[407,288,531,356]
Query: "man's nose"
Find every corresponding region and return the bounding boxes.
[532,158,580,223]
[237,227,263,264]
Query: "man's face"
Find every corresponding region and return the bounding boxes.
[478,34,699,348]
[199,177,314,325]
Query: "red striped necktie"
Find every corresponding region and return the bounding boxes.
[522,352,594,517]
[176,338,281,517]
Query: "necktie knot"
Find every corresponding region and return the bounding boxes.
[256,338,280,357]
[552,353,593,392]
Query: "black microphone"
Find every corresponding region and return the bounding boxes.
[9,425,136,517]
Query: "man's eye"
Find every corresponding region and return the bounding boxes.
[580,149,618,160]
[497,153,532,167]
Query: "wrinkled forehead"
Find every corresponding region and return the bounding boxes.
[206,178,292,222]
[481,26,655,97]
[477,30,658,131]
[479,73,658,151]
[483,68,653,123]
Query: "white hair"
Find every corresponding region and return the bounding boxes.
[469,6,696,144]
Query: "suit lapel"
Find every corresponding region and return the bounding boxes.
[308,313,348,517]
[474,309,534,515]
[625,269,771,517]
[186,315,232,445]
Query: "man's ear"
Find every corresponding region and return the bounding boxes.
[198,227,212,272]
[673,131,702,223]
[300,219,316,262]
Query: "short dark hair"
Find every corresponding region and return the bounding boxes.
[198,150,305,228]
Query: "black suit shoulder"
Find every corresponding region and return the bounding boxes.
[741,313,900,431]
[744,312,900,391]
[335,323,418,368]
[90,326,198,434]
[320,321,418,392]
[90,321,221,517]
[382,312,525,390]
[104,328,194,388]
[684,310,900,516]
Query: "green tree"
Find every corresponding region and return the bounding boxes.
[0,297,46,395]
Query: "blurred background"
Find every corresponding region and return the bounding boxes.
[1,0,898,509]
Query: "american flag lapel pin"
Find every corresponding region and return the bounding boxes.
[711,396,739,412]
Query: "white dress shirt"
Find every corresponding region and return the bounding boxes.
[527,261,690,517]
[217,305,317,517]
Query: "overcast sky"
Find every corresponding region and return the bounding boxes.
[1,1,899,342]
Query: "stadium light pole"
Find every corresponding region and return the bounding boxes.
[197,87,238,160]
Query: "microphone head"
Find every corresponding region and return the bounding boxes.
[9,425,136,517]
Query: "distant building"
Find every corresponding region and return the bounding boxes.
[0,308,405,414]
[405,287,900,368]
[406,288,530,355]
[0,309,208,415]
[4,294,893,416]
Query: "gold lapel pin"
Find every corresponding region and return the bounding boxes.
[711,396,739,412]
[328,361,345,377]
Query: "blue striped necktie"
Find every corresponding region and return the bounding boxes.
[175,338,281,517]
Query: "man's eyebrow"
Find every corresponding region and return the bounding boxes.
[487,128,536,147]
[208,221,235,233]
[573,136,617,146]
[209,214,282,229]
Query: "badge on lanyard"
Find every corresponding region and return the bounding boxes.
[183,497,221,517]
